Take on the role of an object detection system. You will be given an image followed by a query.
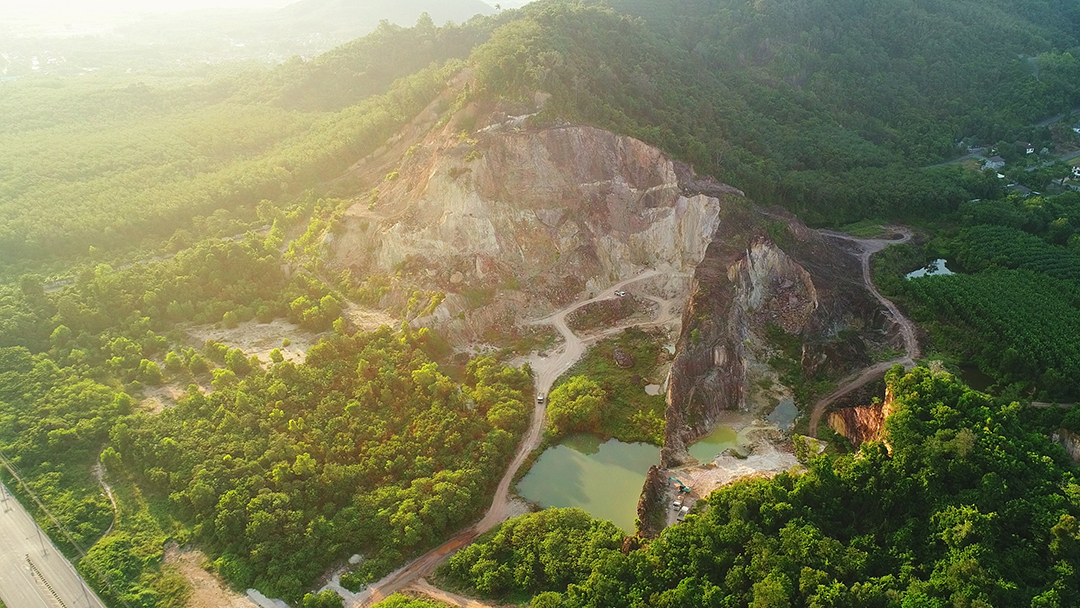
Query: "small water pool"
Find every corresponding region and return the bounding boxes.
[906,259,954,279]
[767,398,799,430]
[516,434,658,532]
[687,425,743,462]
[959,364,996,392]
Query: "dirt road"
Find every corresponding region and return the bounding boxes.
[404,579,506,608]
[808,229,919,436]
[351,270,678,607]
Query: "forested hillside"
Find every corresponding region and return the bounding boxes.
[874,191,1080,401]
[443,367,1080,607]
[3,0,1077,267]
[112,334,530,601]
[469,0,1078,222]
[0,14,504,268]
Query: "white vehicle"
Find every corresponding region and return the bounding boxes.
[677,505,690,521]
[615,290,628,297]
[672,499,683,510]
[537,393,545,404]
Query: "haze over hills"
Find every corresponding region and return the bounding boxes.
[0,0,500,74]
[276,0,495,38]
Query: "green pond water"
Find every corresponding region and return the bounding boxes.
[688,425,743,462]
[516,434,658,532]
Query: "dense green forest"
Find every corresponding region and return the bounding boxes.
[0,13,503,267]
[444,367,1080,607]
[0,221,531,604]
[466,1,1077,223]
[116,331,531,600]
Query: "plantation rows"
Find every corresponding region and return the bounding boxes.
[953,224,1080,283]
[905,269,1080,399]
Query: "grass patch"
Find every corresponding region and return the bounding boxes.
[550,327,667,445]
[79,473,190,608]
[566,296,642,332]
[765,323,836,410]
[838,219,888,238]
[461,286,495,310]
[501,324,558,358]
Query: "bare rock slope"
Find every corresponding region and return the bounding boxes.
[330,124,737,339]
[661,208,889,466]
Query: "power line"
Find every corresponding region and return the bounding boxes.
[0,449,131,608]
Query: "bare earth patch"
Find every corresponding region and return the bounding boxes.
[187,318,322,365]
[164,544,258,608]
[345,305,399,333]
[138,383,190,413]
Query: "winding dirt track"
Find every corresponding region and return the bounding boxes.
[351,270,678,607]
[808,229,919,436]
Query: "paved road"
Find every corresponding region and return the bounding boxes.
[0,483,107,608]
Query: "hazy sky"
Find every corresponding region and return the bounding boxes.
[4,0,291,14]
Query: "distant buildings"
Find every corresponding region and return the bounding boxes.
[984,156,1006,171]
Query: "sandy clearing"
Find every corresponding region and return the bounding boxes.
[163,544,258,608]
[406,579,509,608]
[345,305,399,333]
[663,418,800,527]
[138,383,190,414]
[186,318,321,366]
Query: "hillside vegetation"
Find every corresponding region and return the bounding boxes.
[4,0,1078,269]
[443,367,1080,607]
[468,0,1078,223]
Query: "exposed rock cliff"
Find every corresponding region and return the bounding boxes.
[1053,428,1080,462]
[661,207,888,466]
[827,384,896,448]
[329,124,734,341]
[635,465,667,538]
[326,100,890,467]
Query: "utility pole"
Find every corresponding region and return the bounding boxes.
[35,521,47,556]
[80,575,91,608]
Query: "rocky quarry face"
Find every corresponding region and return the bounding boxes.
[828,385,896,449]
[330,124,733,340]
[1053,428,1080,463]
[328,112,893,466]
[660,207,890,467]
